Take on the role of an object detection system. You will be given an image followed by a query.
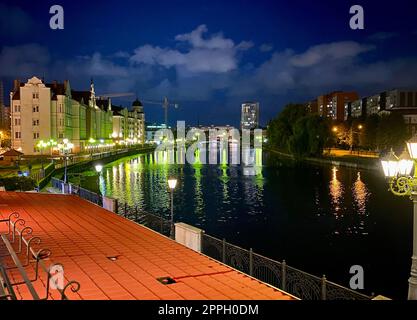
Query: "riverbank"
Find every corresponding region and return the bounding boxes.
[266,148,379,171]
[42,146,155,191]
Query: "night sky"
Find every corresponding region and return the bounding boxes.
[1,0,417,126]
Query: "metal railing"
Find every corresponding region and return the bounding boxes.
[51,177,103,206]
[51,181,372,301]
[117,203,172,237]
[0,212,81,300]
[201,233,371,300]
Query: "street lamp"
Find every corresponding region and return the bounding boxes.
[58,139,74,184]
[168,178,177,239]
[380,137,417,299]
[95,164,103,194]
[37,140,48,170]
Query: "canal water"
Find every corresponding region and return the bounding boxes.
[93,149,412,299]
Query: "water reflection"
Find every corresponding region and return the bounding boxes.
[329,167,344,216]
[352,172,370,216]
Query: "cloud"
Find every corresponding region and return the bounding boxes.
[290,41,374,67]
[130,24,252,73]
[368,32,398,41]
[259,43,273,52]
[0,44,50,78]
[66,53,129,78]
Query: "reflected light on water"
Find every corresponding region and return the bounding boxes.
[352,172,370,216]
[329,166,344,216]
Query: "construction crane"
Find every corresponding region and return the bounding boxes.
[142,97,179,128]
[97,93,178,127]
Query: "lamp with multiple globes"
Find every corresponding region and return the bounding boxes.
[380,136,417,300]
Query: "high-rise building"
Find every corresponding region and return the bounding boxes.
[241,102,259,130]
[316,91,358,121]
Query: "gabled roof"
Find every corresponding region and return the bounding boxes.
[2,149,23,156]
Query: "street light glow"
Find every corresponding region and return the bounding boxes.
[398,149,414,176]
[95,164,103,173]
[407,136,417,160]
[168,178,177,190]
[381,149,399,178]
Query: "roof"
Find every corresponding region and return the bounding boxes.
[71,90,91,105]
[96,98,110,111]
[1,149,23,156]
[46,82,68,100]
[132,99,143,107]
[0,192,295,300]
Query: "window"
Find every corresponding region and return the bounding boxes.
[33,119,39,126]
[33,132,40,139]
[14,105,21,112]
[33,106,39,112]
[15,132,21,139]
[58,133,64,138]
[33,93,39,99]
[14,118,21,126]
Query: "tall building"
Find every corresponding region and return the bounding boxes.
[241,102,259,130]
[10,76,145,155]
[316,91,358,121]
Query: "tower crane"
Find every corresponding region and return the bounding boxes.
[141,97,179,128]
[97,93,179,127]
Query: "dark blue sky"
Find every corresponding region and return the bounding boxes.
[1,0,417,126]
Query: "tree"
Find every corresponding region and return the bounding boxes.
[376,113,410,152]
[288,115,331,159]
[361,114,379,150]
[267,103,307,152]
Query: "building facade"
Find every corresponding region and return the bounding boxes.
[241,102,259,130]
[112,99,145,144]
[10,77,145,155]
[316,91,358,121]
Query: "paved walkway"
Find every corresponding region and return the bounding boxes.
[0,192,295,300]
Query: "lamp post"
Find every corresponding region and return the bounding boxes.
[95,164,103,194]
[380,136,417,299]
[168,178,177,239]
[37,140,48,170]
[59,139,74,184]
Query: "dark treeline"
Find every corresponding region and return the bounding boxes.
[267,103,411,158]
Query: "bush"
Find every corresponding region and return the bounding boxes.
[0,176,37,191]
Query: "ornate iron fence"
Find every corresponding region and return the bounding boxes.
[201,233,371,300]
[49,177,372,300]
[117,203,172,237]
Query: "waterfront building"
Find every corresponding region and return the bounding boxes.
[241,102,259,130]
[112,98,145,144]
[10,76,145,155]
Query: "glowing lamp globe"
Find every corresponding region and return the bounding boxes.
[168,178,177,190]
[95,164,103,173]
[398,149,414,176]
[381,150,399,178]
[407,136,417,160]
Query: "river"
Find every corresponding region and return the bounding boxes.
[88,148,412,299]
